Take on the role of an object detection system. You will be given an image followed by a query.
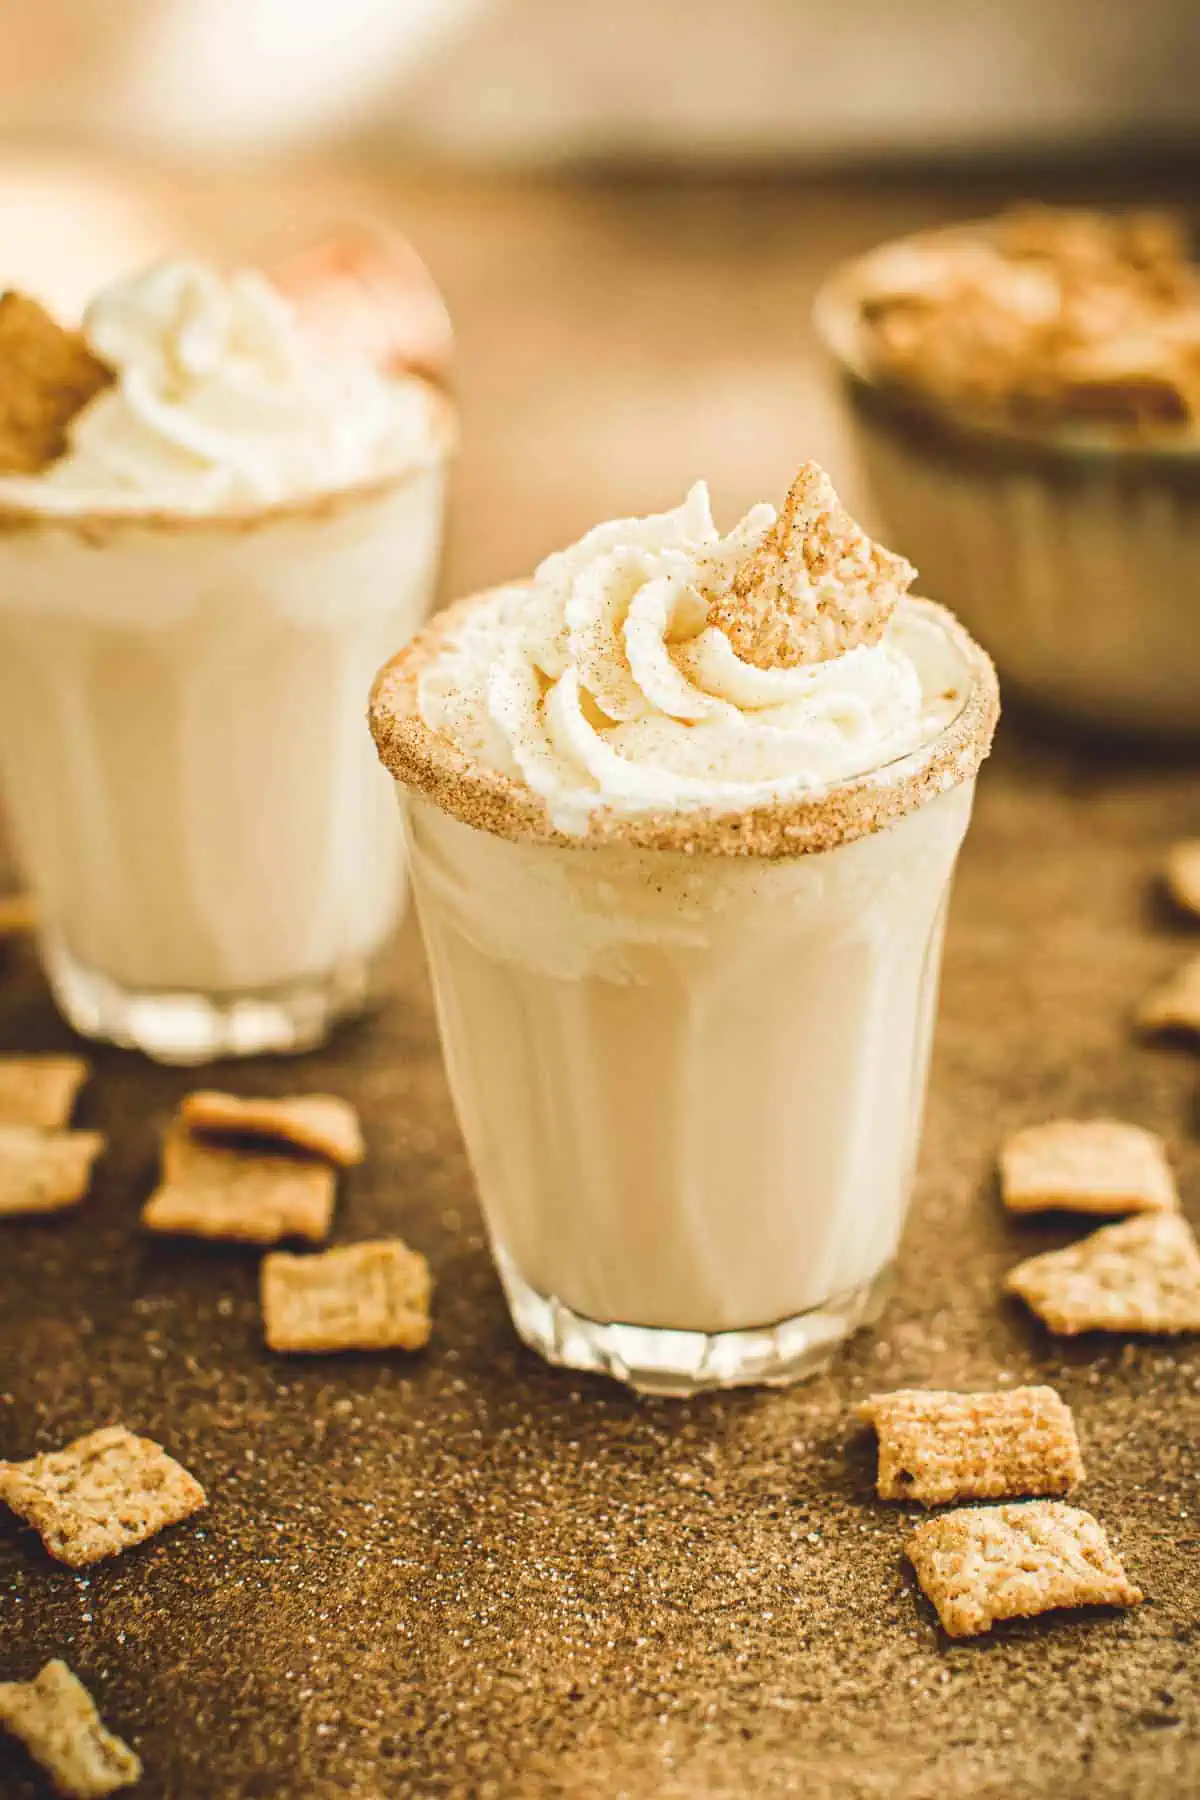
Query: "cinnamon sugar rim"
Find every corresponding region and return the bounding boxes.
[369,590,999,859]
[814,223,1200,463]
[0,379,454,540]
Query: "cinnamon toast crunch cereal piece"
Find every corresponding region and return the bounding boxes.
[1137,952,1200,1037]
[261,1239,432,1354]
[1164,839,1200,918]
[860,1386,1083,1505]
[999,1118,1178,1216]
[1005,1211,1200,1335]
[0,1661,141,1798]
[0,1425,206,1567]
[0,1126,104,1217]
[142,1122,336,1245]
[180,1089,364,1167]
[906,1501,1142,1638]
[0,292,112,476]
[0,1056,89,1130]
[706,463,915,669]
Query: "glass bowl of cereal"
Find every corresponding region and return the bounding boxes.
[814,207,1200,738]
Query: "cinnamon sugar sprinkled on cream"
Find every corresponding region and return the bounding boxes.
[371,476,998,858]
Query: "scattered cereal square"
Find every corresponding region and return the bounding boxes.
[261,1239,432,1355]
[0,1056,90,1130]
[0,1425,206,1567]
[1137,953,1200,1038]
[1005,1211,1200,1335]
[0,1660,141,1798]
[0,1126,104,1217]
[999,1118,1178,1216]
[179,1089,364,1167]
[906,1501,1142,1638]
[142,1124,336,1246]
[859,1386,1083,1505]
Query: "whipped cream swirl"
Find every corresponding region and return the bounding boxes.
[0,261,440,513]
[420,484,968,836]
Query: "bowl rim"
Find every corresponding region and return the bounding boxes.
[811,220,1200,470]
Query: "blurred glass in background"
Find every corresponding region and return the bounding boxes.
[0,0,1196,165]
[0,0,1196,737]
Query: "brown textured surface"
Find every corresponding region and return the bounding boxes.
[1,157,1200,1798]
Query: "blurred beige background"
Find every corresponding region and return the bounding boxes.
[0,0,1196,163]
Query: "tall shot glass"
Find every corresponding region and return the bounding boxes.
[371,595,998,1396]
[0,395,452,1063]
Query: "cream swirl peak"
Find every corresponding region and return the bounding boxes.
[0,261,440,512]
[418,472,971,837]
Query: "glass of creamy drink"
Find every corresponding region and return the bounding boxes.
[0,262,452,1062]
[371,466,998,1395]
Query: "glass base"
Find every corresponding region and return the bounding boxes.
[494,1246,891,1397]
[44,937,382,1065]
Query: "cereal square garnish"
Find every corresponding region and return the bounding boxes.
[179,1089,364,1167]
[906,1501,1142,1638]
[0,891,35,938]
[706,463,915,669]
[1005,1211,1200,1335]
[859,1386,1083,1505]
[0,1425,206,1568]
[0,1126,104,1217]
[142,1123,336,1246]
[1137,952,1200,1037]
[0,1055,90,1130]
[999,1118,1178,1216]
[1164,840,1200,918]
[0,291,112,476]
[261,1239,432,1354]
[0,1661,141,1798]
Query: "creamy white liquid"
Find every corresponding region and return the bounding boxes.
[407,782,972,1334]
[0,465,445,994]
[0,260,448,1010]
